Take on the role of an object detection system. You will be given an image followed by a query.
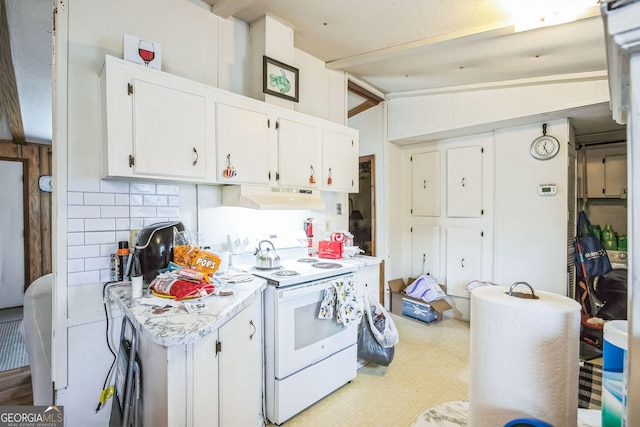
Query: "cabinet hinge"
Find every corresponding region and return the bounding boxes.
[410,156,413,162]
[128,155,134,168]
[276,172,280,181]
[481,209,484,215]
[411,208,413,215]
[481,231,484,237]
[602,158,606,164]
[275,121,279,130]
[216,340,222,354]
[411,226,413,232]
[268,119,270,128]
[481,147,484,153]
[268,171,271,181]
[602,188,606,194]
[127,83,133,95]
[351,140,354,147]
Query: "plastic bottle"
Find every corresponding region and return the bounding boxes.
[602,225,617,250]
[593,224,602,242]
[117,241,130,281]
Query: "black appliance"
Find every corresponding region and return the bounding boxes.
[135,221,185,283]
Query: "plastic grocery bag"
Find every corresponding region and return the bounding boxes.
[357,316,395,366]
[363,290,399,348]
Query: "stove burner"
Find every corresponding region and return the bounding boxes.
[273,270,301,277]
[253,265,283,271]
[297,258,319,263]
[312,262,342,269]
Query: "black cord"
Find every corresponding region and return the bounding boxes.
[96,281,118,413]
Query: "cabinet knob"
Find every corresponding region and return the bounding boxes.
[461,258,465,268]
[461,177,466,187]
[423,180,426,189]
[192,147,199,166]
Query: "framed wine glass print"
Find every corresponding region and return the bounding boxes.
[124,34,162,70]
[263,56,299,102]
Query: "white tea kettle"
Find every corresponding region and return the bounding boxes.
[254,240,281,269]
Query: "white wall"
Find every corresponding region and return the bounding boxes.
[494,119,573,295]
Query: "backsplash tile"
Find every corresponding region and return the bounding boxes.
[67,178,181,286]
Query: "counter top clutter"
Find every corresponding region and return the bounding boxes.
[340,255,382,268]
[108,276,266,347]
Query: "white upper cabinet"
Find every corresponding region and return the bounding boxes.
[411,151,440,216]
[216,103,275,185]
[582,145,627,199]
[321,128,359,192]
[277,117,322,189]
[447,145,483,217]
[100,55,214,182]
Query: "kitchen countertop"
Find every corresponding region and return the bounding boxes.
[108,277,266,347]
[339,255,382,269]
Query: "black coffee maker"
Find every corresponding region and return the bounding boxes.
[135,221,185,283]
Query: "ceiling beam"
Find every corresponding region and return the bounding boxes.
[0,0,25,145]
[348,80,384,118]
[209,0,256,19]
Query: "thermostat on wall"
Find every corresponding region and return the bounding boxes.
[538,184,557,196]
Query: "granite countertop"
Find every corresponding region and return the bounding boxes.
[339,255,382,268]
[108,277,266,347]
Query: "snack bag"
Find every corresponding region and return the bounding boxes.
[192,251,221,276]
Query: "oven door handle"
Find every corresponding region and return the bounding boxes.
[278,276,354,300]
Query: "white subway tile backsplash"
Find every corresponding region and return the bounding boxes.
[68,178,100,192]
[67,192,84,205]
[116,218,130,231]
[68,205,101,219]
[85,231,116,245]
[130,194,143,206]
[68,270,101,286]
[101,206,129,218]
[100,180,130,193]
[84,192,116,206]
[156,184,180,195]
[143,195,168,206]
[130,218,144,229]
[68,245,100,259]
[157,207,180,218]
[101,244,118,257]
[67,232,85,246]
[85,256,111,271]
[115,194,130,205]
[67,178,187,287]
[130,182,156,194]
[68,259,85,273]
[131,206,157,217]
[68,219,84,232]
[85,218,116,232]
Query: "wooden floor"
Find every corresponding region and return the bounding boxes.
[0,366,33,406]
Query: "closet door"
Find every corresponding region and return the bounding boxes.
[447,146,483,217]
[411,151,440,217]
[411,225,441,280]
[446,227,483,298]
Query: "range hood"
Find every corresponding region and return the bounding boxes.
[222,185,326,210]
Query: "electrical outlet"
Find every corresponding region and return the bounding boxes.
[130,229,141,248]
[325,220,331,231]
[336,203,342,215]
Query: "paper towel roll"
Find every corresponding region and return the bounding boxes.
[468,285,581,427]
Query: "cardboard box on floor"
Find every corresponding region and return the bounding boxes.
[388,277,452,325]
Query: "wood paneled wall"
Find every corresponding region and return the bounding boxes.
[0,139,52,288]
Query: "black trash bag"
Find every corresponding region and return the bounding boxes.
[357,317,394,366]
[595,270,627,320]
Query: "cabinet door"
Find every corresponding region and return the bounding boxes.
[447,146,483,217]
[446,227,483,298]
[411,225,440,279]
[131,75,211,180]
[411,151,440,216]
[356,264,380,305]
[604,154,627,197]
[321,128,359,192]
[585,151,606,197]
[219,298,263,427]
[193,333,219,427]
[217,103,274,185]
[277,118,322,189]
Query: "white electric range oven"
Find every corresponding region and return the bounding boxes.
[228,232,358,425]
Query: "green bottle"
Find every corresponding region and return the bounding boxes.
[602,224,617,250]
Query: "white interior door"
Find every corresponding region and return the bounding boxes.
[0,160,26,309]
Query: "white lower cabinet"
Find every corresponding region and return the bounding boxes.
[356,264,380,305]
[445,227,483,298]
[411,225,441,279]
[137,297,263,427]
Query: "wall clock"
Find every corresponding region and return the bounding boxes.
[530,124,559,160]
[39,175,53,192]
